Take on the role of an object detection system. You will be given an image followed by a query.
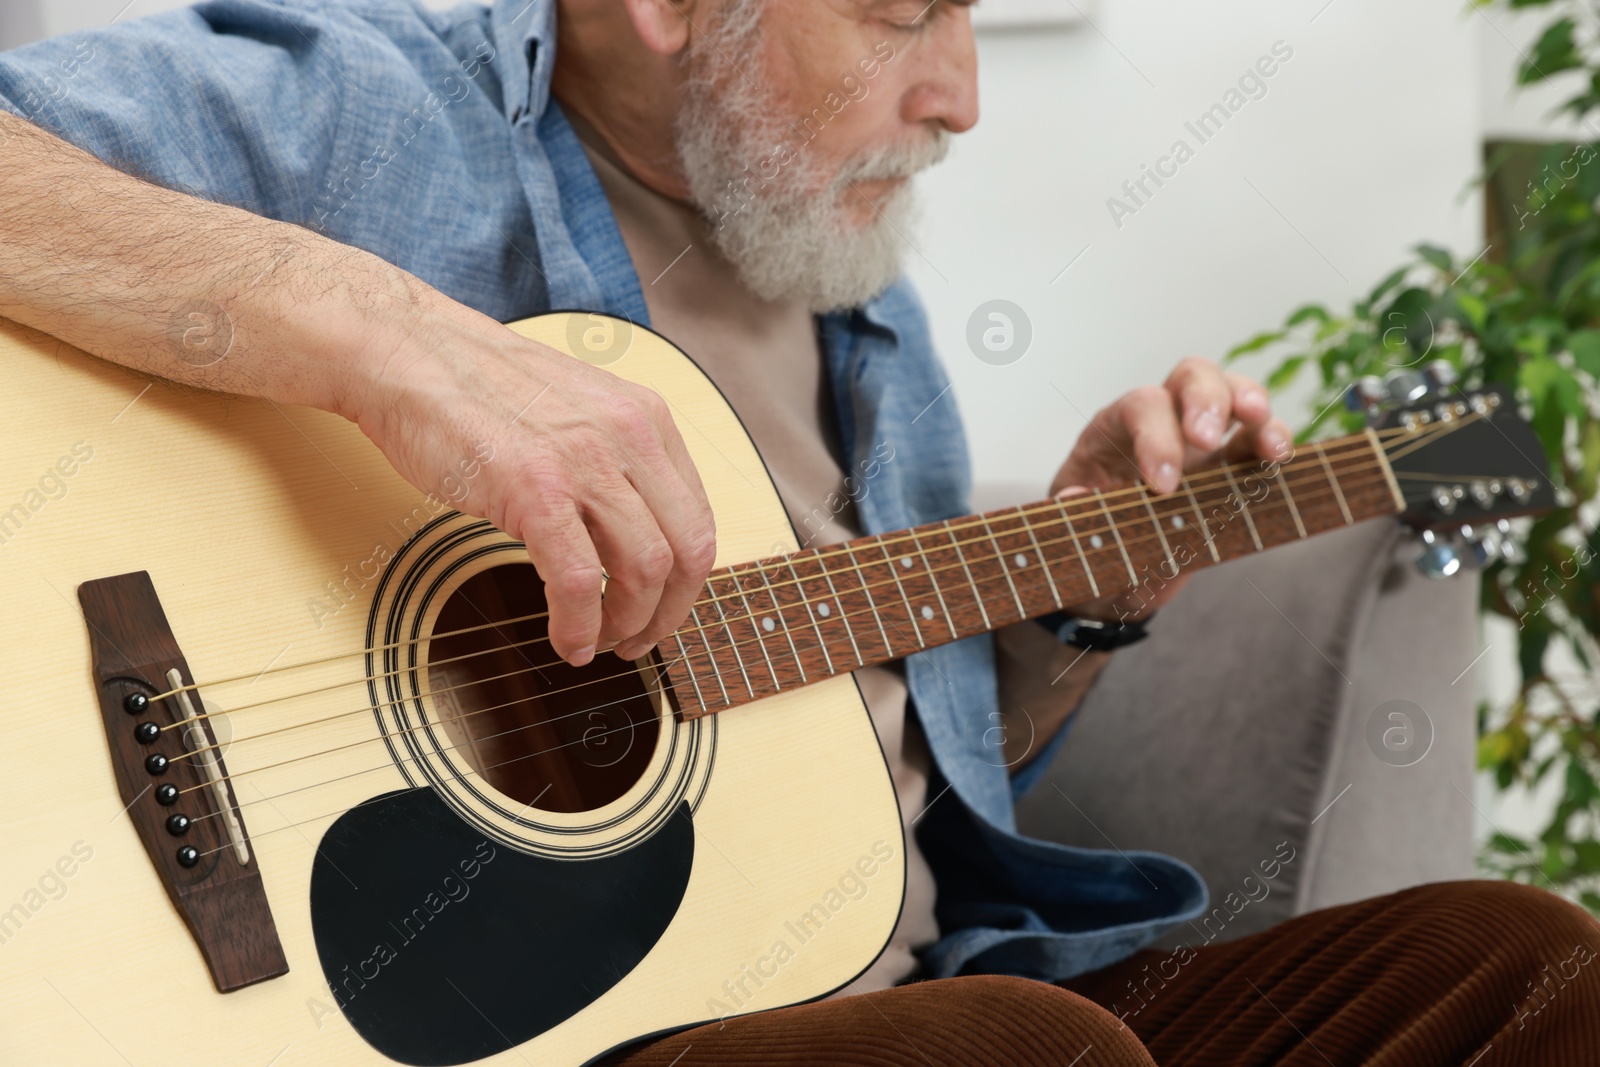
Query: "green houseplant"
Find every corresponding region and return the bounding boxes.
[1231,0,1600,913]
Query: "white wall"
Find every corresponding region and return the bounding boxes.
[915,1,1483,504]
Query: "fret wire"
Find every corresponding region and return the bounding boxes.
[1140,487,1177,575]
[978,514,1027,618]
[703,580,754,699]
[725,570,781,690]
[841,541,896,661]
[784,556,836,674]
[1274,468,1308,539]
[483,467,1401,726]
[684,447,1388,646]
[686,603,731,706]
[1220,464,1265,551]
[669,632,708,712]
[1055,497,1100,598]
[1018,510,1064,610]
[814,554,865,668]
[1181,481,1222,562]
[1367,427,1409,510]
[670,469,1401,700]
[756,561,808,684]
[910,527,959,639]
[942,519,994,629]
[1096,495,1139,588]
[1315,442,1355,524]
[699,439,1385,614]
[878,535,928,648]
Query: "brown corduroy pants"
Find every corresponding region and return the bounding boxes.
[602,881,1600,1066]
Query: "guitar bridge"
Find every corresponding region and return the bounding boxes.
[78,571,288,993]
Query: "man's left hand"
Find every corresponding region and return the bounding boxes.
[1048,357,1293,622]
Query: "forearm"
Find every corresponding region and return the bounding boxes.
[0,108,418,415]
[996,620,1114,772]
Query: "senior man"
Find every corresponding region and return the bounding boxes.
[0,1,1596,1064]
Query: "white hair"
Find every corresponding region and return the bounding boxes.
[674,0,948,312]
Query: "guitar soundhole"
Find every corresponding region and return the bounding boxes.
[426,563,661,814]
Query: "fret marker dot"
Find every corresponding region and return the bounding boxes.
[921,605,935,621]
[1089,534,1103,549]
[901,557,913,569]
[1014,553,1029,568]
[818,603,832,618]
[762,617,776,632]
[1171,516,1185,529]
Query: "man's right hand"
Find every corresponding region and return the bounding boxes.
[341,282,718,668]
[0,111,717,668]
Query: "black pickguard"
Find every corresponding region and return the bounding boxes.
[310,788,694,1066]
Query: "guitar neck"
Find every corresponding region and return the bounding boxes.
[664,430,1405,718]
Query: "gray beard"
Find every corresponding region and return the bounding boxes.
[674,9,948,313]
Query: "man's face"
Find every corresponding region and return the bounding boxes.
[675,0,978,311]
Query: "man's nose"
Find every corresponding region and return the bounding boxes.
[901,7,980,135]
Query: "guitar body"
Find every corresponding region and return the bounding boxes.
[0,314,904,1065]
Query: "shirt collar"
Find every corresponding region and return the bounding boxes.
[492,0,556,126]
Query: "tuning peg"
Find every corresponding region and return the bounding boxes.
[1463,524,1503,568]
[1346,375,1385,412]
[1415,528,1463,579]
[1422,360,1458,393]
[1384,369,1429,404]
[1495,519,1524,564]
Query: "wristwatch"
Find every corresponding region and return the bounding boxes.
[1034,611,1155,653]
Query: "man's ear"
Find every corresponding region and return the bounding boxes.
[623,0,697,55]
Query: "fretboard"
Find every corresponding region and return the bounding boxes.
[663,430,1404,719]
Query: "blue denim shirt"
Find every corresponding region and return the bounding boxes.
[0,0,1207,981]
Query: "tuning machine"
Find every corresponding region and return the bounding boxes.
[1413,519,1521,579]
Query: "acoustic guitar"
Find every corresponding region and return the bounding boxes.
[0,311,1552,1066]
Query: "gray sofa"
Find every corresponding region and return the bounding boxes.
[1013,517,1480,945]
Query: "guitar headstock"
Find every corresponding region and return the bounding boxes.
[1353,364,1558,575]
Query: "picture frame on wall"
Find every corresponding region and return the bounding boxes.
[971,0,1094,30]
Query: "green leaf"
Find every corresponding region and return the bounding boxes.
[1455,291,1488,332]
[1519,17,1583,86]
[1366,265,1412,307]
[1265,355,1307,391]
[1285,304,1330,328]
[1224,330,1284,362]
[1489,831,1532,856]
[1416,244,1454,272]
[1569,329,1600,377]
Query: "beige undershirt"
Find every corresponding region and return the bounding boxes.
[573,123,939,993]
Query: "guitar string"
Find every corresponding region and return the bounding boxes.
[146,429,1420,703]
[178,418,1505,852]
[164,402,1501,763]
[162,450,1400,759]
[168,462,1407,804]
[163,437,1456,763]
[188,464,1413,846]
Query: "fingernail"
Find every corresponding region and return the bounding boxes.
[1192,409,1225,448]
[570,645,595,666]
[1055,485,1091,500]
[1154,463,1179,493]
[1262,427,1290,459]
